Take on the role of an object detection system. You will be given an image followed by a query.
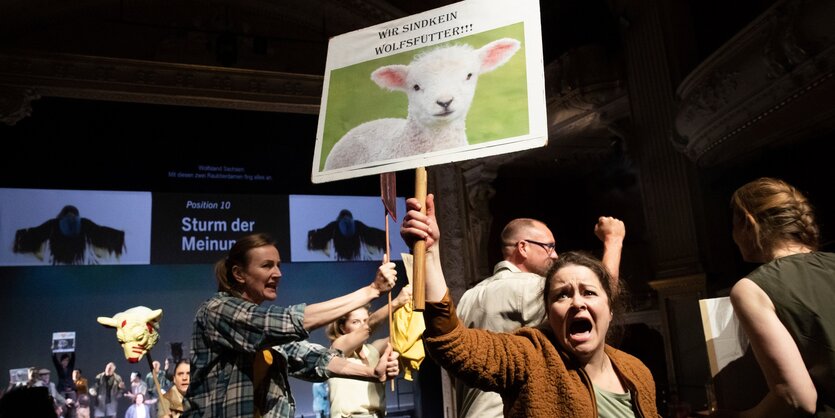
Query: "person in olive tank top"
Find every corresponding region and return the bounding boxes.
[724,177,835,418]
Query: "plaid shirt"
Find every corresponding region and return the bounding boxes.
[185,292,338,418]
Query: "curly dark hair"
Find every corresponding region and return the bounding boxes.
[541,251,627,340]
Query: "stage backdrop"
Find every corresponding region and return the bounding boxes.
[1,189,409,266]
[0,260,411,417]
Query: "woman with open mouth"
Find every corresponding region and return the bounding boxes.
[401,194,661,418]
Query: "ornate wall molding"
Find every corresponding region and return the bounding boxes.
[545,44,630,141]
[458,158,501,283]
[429,164,468,303]
[674,0,835,166]
[0,50,324,124]
[0,85,40,126]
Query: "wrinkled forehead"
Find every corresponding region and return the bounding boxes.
[549,265,604,289]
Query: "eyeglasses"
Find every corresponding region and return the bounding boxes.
[523,239,556,254]
[503,239,556,255]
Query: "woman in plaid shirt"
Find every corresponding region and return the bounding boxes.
[185,233,400,418]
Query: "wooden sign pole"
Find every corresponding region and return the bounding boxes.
[384,213,396,391]
[412,167,427,311]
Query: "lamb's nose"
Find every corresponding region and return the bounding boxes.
[436,98,453,109]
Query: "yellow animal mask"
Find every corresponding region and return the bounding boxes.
[97,306,162,363]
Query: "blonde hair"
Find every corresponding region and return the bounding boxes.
[325,305,371,342]
[731,177,819,255]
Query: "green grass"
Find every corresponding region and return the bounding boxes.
[321,22,529,170]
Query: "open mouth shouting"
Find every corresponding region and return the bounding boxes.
[568,316,594,344]
[264,278,279,298]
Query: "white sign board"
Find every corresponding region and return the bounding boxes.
[699,297,749,377]
[312,0,547,183]
[52,331,76,353]
[9,368,28,385]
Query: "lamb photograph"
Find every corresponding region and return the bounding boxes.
[324,31,526,170]
[319,24,528,169]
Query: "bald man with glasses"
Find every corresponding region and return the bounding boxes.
[454,216,625,418]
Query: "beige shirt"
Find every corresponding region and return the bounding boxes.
[158,388,184,418]
[328,344,385,418]
[455,260,546,418]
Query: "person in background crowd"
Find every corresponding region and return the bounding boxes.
[125,372,147,404]
[125,393,150,418]
[145,359,170,417]
[145,360,171,397]
[90,362,123,418]
[74,369,90,418]
[36,368,69,417]
[73,369,88,396]
[26,367,41,388]
[159,359,190,418]
[52,353,76,417]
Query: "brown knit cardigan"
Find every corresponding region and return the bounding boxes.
[424,292,661,418]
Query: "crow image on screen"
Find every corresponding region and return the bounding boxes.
[13,205,126,265]
[307,209,386,260]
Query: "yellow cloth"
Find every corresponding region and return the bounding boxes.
[252,348,273,418]
[390,301,425,381]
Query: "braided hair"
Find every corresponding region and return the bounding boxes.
[731,177,819,256]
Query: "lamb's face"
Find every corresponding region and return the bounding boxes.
[404,45,481,127]
[370,39,520,133]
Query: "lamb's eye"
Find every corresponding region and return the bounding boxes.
[413,84,421,91]
[466,73,473,80]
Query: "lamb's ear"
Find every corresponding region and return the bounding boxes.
[478,38,521,74]
[371,65,409,91]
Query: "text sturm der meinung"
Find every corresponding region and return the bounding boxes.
[180,199,256,252]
